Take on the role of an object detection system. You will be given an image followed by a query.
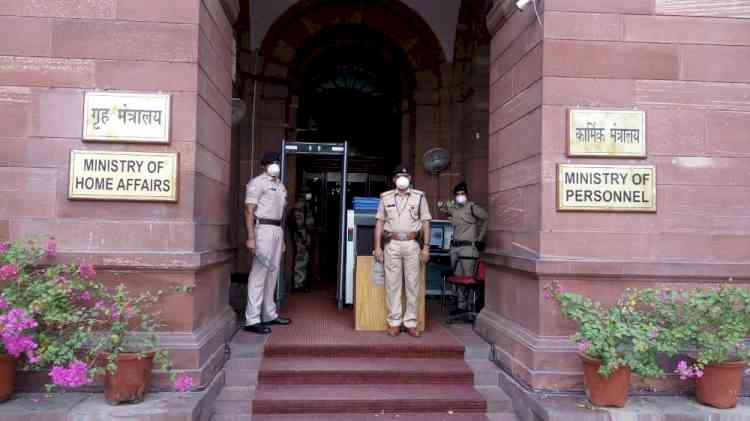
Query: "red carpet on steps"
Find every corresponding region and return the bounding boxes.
[263,291,465,358]
[253,292,489,418]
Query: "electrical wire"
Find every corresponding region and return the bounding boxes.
[532,0,543,27]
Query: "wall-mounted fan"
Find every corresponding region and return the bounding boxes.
[422,147,450,175]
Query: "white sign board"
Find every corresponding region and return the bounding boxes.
[82,92,170,143]
[68,150,178,202]
[557,164,656,212]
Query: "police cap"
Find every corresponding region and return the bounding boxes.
[392,164,410,177]
[261,151,280,165]
[454,181,468,195]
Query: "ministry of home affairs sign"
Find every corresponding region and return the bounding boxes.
[68,150,178,202]
[557,164,656,212]
[82,92,170,143]
[568,109,646,158]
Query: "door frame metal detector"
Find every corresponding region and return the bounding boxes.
[280,140,349,310]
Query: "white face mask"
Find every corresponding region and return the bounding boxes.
[395,176,410,190]
[305,193,312,200]
[455,194,467,204]
[266,163,280,177]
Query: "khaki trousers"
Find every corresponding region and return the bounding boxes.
[384,239,421,328]
[245,224,282,325]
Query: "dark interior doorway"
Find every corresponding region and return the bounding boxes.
[284,24,414,295]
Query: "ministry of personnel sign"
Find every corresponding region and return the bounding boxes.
[68,150,178,202]
[557,164,656,212]
[83,92,170,143]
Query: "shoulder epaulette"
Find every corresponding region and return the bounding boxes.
[381,190,395,198]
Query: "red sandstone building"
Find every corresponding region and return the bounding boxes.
[1,0,749,406]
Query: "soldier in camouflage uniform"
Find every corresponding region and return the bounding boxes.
[438,181,488,315]
[292,188,313,292]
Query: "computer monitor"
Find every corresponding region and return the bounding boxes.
[430,225,444,249]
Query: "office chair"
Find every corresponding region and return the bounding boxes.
[442,257,486,324]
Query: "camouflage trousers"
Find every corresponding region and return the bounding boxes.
[293,238,310,288]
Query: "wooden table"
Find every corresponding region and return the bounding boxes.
[354,256,426,331]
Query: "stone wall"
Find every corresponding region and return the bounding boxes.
[0,0,239,389]
[479,0,750,392]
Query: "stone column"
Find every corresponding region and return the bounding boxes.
[0,0,240,389]
[479,0,750,392]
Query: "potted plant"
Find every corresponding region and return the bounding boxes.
[0,297,39,401]
[0,236,192,402]
[0,236,100,398]
[545,282,670,407]
[645,286,750,409]
[85,283,193,404]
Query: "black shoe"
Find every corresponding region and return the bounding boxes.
[243,323,271,334]
[450,308,469,316]
[264,317,291,325]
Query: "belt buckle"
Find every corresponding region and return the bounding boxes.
[395,233,407,241]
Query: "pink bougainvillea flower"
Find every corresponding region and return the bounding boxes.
[45,237,57,257]
[78,291,91,301]
[0,308,38,358]
[648,329,659,339]
[0,264,19,281]
[78,263,96,280]
[174,373,193,392]
[49,360,92,388]
[0,297,8,310]
[577,340,591,353]
[0,242,9,254]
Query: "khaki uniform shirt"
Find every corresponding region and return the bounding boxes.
[245,174,287,221]
[442,201,488,242]
[376,189,432,233]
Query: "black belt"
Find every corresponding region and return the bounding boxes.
[451,240,474,247]
[257,218,281,226]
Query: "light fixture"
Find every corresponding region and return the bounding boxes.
[516,0,532,10]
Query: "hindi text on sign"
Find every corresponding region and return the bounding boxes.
[68,150,178,202]
[557,164,656,212]
[83,92,170,143]
[568,109,646,157]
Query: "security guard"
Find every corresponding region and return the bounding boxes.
[292,187,313,292]
[439,181,488,315]
[374,165,432,337]
[243,151,292,334]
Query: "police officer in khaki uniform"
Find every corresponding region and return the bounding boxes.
[438,181,488,315]
[374,165,432,338]
[243,151,292,334]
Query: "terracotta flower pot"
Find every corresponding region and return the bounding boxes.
[695,361,746,409]
[0,354,17,402]
[579,353,631,407]
[100,351,155,405]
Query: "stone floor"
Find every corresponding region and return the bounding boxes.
[0,382,219,421]
[3,293,750,420]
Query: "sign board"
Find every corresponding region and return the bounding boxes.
[568,109,646,157]
[557,164,656,212]
[68,150,178,202]
[83,92,170,143]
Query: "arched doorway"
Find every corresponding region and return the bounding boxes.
[237,0,449,291]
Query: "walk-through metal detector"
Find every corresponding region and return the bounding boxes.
[280,140,349,310]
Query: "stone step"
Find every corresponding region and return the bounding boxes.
[216,386,255,402]
[211,415,252,421]
[467,360,501,386]
[252,384,487,414]
[252,413,495,421]
[258,357,474,385]
[475,386,514,414]
[224,368,259,387]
